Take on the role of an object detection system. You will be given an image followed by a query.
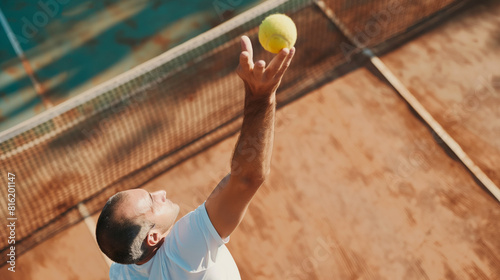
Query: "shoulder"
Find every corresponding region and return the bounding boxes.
[170,203,207,231]
[160,203,229,271]
[172,203,228,244]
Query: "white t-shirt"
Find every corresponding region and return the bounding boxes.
[109,203,241,280]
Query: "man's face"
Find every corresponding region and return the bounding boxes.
[116,189,180,237]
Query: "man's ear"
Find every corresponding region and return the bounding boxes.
[146,230,161,247]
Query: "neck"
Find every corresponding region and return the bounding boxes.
[135,225,176,265]
[135,239,164,265]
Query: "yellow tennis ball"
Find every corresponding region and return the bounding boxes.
[258,14,297,54]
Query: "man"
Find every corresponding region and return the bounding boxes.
[96,35,295,279]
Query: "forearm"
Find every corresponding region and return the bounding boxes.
[204,36,294,239]
[230,86,276,185]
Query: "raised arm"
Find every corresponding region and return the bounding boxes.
[205,36,295,239]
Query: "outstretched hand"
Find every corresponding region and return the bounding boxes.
[236,35,295,97]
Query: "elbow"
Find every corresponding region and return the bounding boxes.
[247,175,267,188]
[237,168,270,189]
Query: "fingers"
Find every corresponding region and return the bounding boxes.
[274,47,295,80]
[265,48,289,79]
[240,36,253,62]
[254,60,266,80]
[238,35,295,89]
[239,51,253,73]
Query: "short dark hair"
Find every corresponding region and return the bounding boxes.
[96,192,153,264]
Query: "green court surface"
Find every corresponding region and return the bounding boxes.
[0,0,260,132]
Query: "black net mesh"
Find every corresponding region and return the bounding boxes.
[0,0,467,264]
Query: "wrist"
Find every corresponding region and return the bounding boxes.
[244,85,276,105]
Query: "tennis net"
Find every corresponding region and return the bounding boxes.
[0,0,468,264]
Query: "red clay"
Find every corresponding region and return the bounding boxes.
[2,2,499,279]
[381,0,500,187]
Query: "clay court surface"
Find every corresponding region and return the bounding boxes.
[2,1,500,279]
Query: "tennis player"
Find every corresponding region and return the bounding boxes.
[95,35,295,279]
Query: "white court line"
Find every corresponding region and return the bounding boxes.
[77,203,113,268]
[0,8,24,58]
[0,7,50,106]
[368,56,500,202]
[314,0,500,202]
